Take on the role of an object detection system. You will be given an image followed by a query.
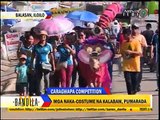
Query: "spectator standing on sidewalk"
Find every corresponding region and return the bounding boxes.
[120,28,142,94]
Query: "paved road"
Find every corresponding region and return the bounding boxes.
[1,60,159,119]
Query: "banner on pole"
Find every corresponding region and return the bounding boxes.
[4,32,21,60]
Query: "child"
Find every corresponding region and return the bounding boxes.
[15,54,29,96]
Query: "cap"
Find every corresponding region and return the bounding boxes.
[86,23,95,28]
[68,30,76,33]
[20,54,27,60]
[132,23,139,29]
[121,22,128,28]
[39,30,48,36]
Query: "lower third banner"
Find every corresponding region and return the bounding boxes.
[1,95,152,112]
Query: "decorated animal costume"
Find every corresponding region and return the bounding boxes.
[99,3,123,29]
[77,37,113,89]
[77,3,122,91]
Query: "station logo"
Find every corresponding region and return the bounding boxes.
[123,8,148,18]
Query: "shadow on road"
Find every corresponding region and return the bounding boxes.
[111,90,127,94]
[142,78,157,81]
[1,80,11,95]
[139,90,159,93]
[1,77,17,83]
[1,91,17,95]
[115,80,125,82]
[1,72,15,78]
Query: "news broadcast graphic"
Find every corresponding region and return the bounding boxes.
[1,8,81,19]
[1,1,159,119]
[1,88,153,112]
[1,11,52,19]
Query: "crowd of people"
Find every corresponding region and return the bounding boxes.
[15,21,159,96]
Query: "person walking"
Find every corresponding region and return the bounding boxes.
[31,30,55,95]
[131,24,148,92]
[142,23,154,70]
[142,23,154,45]
[117,22,129,45]
[17,31,29,58]
[104,35,115,89]
[120,28,142,94]
[71,31,87,87]
[15,54,29,96]
[47,35,61,87]
[56,33,76,87]
[19,33,35,96]
[151,28,159,91]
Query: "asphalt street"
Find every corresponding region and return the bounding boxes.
[1,60,159,119]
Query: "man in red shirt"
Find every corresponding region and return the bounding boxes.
[117,22,129,45]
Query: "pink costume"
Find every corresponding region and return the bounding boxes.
[99,3,123,29]
[77,37,113,90]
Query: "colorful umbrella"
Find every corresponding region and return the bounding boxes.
[34,17,74,36]
[3,19,18,26]
[1,25,12,33]
[65,10,99,23]
[0,6,17,12]
[1,7,18,26]
[10,21,39,32]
